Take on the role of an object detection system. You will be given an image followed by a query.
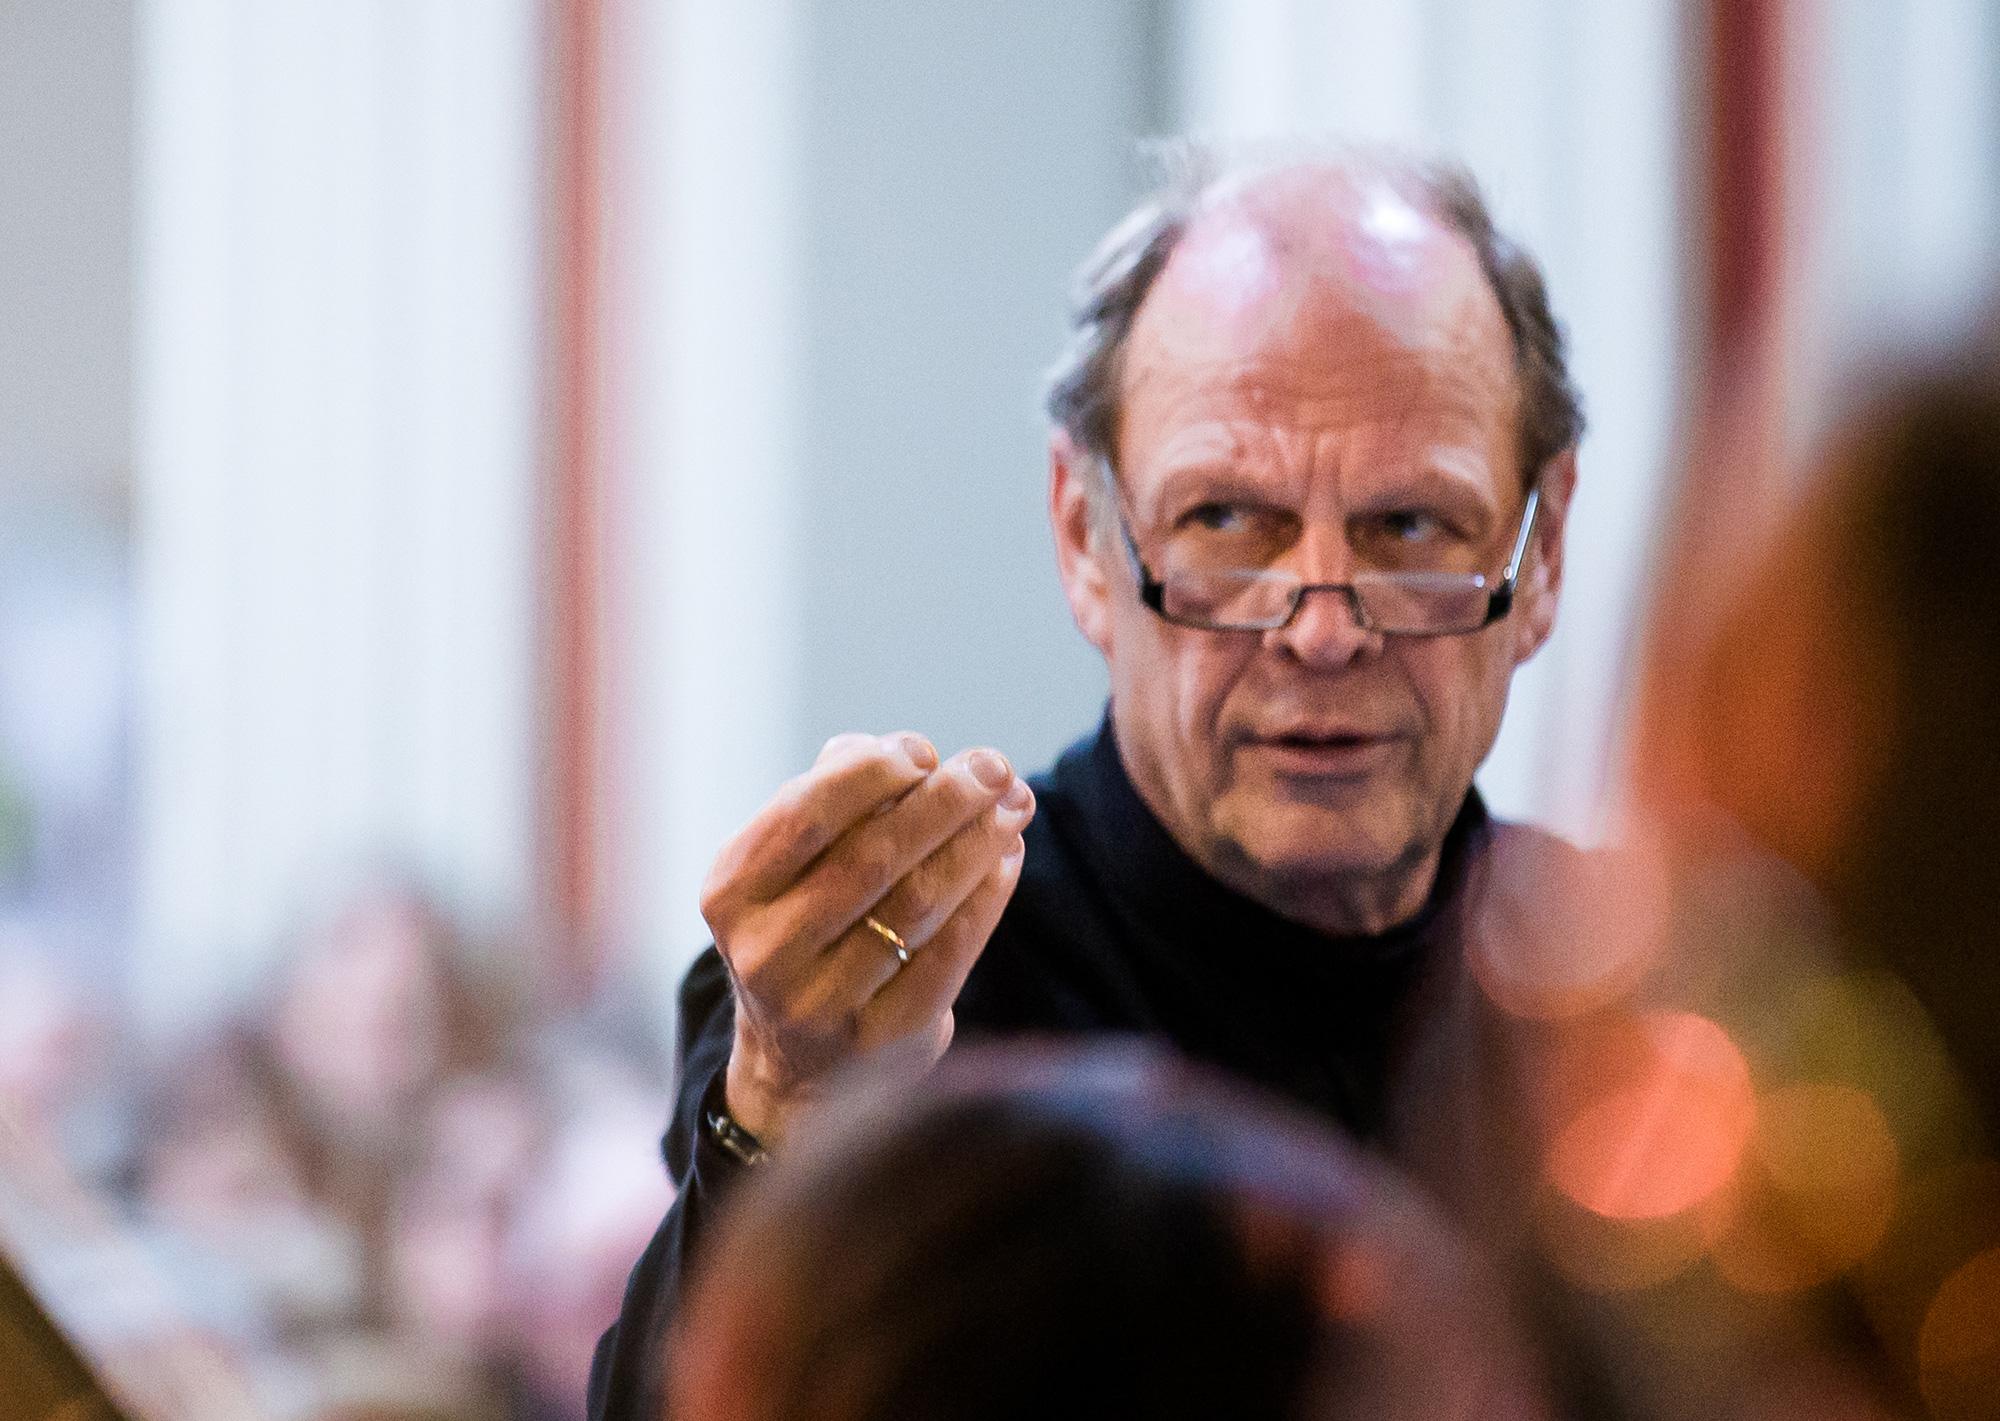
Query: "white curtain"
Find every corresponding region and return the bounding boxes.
[132,0,541,1030]
[606,0,809,1013]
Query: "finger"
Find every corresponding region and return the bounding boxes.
[823,730,938,823]
[785,783,1035,1018]
[863,840,1024,1044]
[768,748,1018,952]
[859,731,941,818]
[709,732,940,908]
[814,731,877,767]
[863,780,1034,953]
[782,912,913,1026]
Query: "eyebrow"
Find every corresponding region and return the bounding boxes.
[1345,462,1499,519]
[1145,460,1501,521]
[1145,461,1288,518]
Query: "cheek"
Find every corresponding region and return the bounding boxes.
[1164,635,1259,748]
[1112,611,1243,719]
[1397,634,1516,755]
[1109,615,1256,775]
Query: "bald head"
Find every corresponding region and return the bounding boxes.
[1172,162,1481,325]
[1045,143,1582,492]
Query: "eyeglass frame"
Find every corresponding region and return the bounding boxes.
[1104,459,1544,637]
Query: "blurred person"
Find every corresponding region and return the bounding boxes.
[128,871,532,1411]
[1392,316,2000,1421]
[1684,320,2000,1138]
[501,1058,675,1421]
[1659,318,2000,1417]
[385,1073,546,1369]
[595,138,1589,1420]
[0,940,119,1173]
[667,1043,1554,1421]
[258,874,522,1325]
[268,876,516,1158]
[132,1028,363,1342]
[382,1002,674,1420]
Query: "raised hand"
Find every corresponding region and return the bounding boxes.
[701,731,1034,1147]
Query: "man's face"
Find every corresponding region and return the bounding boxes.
[1052,171,1571,930]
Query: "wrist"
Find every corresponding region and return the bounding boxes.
[723,1049,811,1150]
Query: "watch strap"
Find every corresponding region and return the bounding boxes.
[703,1097,770,1168]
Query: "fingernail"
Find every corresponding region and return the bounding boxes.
[967,749,1012,790]
[895,734,939,771]
[1001,779,1033,813]
[1001,838,1026,871]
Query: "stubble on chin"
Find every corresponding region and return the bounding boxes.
[1204,759,1460,931]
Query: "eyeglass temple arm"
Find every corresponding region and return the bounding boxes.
[1485,484,1544,623]
[1120,524,1170,614]
[1103,462,1171,611]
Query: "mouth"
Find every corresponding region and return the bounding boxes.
[1243,729,1403,777]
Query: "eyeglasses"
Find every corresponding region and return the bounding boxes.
[1114,478,1542,637]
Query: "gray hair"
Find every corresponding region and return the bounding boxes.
[1043,141,1585,497]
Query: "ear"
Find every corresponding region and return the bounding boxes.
[1511,448,1577,666]
[1049,430,1115,655]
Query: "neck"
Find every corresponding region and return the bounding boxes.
[1209,840,1445,937]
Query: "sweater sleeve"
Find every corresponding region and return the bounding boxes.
[586,947,750,1421]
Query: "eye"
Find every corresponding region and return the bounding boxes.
[1181,501,1251,533]
[1376,508,1450,542]
[1161,500,1295,572]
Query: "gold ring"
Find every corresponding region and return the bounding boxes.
[864,915,911,966]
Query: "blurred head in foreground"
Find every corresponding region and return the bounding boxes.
[1675,320,2000,1418]
[666,1044,1549,1421]
[1691,316,2000,1136]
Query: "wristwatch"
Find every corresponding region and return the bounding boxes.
[703,1089,770,1168]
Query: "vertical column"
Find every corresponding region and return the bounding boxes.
[1806,0,2000,374]
[607,0,807,1018]
[543,0,609,994]
[133,0,541,1031]
[1628,0,1800,816]
[1892,0,2000,324]
[607,0,1149,1015]
[1441,0,1683,836]
[1176,0,1310,137]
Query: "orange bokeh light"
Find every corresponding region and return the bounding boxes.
[1544,1010,1756,1220]
[1707,1082,1900,1295]
[1470,838,1671,1021]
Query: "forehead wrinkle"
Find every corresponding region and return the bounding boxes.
[1141,412,1499,525]
[1126,345,1508,455]
[1150,421,1261,470]
[1124,272,1515,416]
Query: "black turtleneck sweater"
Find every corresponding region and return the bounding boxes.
[587,716,1509,1421]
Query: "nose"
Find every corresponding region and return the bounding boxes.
[1267,582,1380,669]
[1264,528,1380,668]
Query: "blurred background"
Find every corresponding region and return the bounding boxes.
[0,1,1995,1417]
